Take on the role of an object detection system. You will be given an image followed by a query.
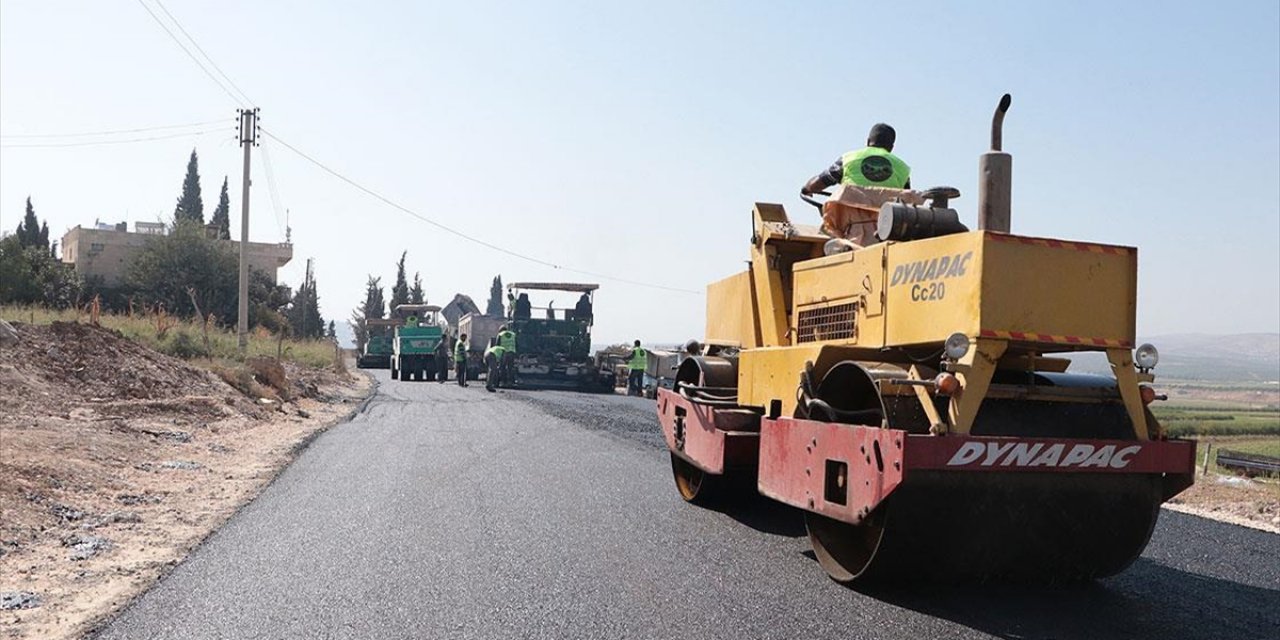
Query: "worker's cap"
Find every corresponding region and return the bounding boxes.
[868,123,896,148]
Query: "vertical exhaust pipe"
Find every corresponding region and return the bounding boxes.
[978,94,1012,232]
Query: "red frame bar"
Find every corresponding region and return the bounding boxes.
[756,417,1197,525]
[656,388,759,474]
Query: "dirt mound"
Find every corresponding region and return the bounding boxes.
[0,320,368,639]
[0,322,227,413]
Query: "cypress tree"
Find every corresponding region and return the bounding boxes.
[16,197,41,248]
[389,251,410,309]
[485,275,504,316]
[210,177,232,239]
[410,272,425,304]
[174,149,204,224]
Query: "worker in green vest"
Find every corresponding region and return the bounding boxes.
[496,325,517,387]
[484,340,506,392]
[623,340,648,397]
[801,123,911,195]
[454,333,469,387]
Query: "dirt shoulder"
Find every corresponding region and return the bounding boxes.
[1165,472,1280,534]
[0,322,372,640]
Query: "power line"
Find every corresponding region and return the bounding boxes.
[152,0,254,106]
[134,0,245,106]
[0,128,230,149]
[260,128,700,295]
[0,118,226,140]
[259,141,289,237]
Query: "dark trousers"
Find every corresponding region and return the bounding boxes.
[485,354,500,391]
[501,352,517,386]
[627,369,644,396]
[456,362,467,386]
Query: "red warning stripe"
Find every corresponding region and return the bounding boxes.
[987,233,1134,256]
[980,329,1133,349]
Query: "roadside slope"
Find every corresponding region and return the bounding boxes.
[0,321,371,640]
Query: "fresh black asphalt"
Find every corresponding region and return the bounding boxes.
[94,372,1280,639]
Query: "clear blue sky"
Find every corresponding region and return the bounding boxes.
[2,0,1277,344]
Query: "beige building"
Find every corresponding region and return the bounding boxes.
[61,222,293,287]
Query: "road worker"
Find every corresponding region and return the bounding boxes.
[484,340,505,392]
[454,333,469,387]
[434,337,450,383]
[573,292,593,321]
[496,324,518,387]
[801,123,911,195]
[622,340,647,397]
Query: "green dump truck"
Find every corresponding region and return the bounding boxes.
[505,282,615,392]
[390,304,445,381]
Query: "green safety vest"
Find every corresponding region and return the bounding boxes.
[485,345,505,360]
[454,340,467,360]
[841,147,911,189]
[629,346,648,371]
[498,331,516,353]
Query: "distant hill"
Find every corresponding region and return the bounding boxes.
[1067,333,1279,383]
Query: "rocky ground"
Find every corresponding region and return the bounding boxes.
[1166,473,1280,533]
[0,321,371,640]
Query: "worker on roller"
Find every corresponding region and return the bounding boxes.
[622,340,647,397]
[801,123,911,195]
[453,333,469,387]
[496,324,518,387]
[484,339,505,392]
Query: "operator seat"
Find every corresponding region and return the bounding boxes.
[821,184,925,246]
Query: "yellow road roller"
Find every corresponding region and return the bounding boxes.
[656,95,1196,584]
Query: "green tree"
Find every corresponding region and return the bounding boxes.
[362,276,385,320]
[0,235,80,308]
[389,251,410,309]
[249,270,291,332]
[410,272,424,304]
[126,220,236,320]
[287,259,325,339]
[174,149,204,224]
[350,275,385,351]
[485,275,504,316]
[15,197,48,250]
[210,177,231,239]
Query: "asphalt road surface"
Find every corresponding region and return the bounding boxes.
[96,373,1280,639]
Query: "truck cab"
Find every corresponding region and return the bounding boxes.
[390,304,444,381]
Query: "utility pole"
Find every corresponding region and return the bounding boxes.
[236,108,259,352]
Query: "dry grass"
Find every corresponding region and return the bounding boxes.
[1,304,338,369]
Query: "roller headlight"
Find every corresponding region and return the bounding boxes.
[823,238,853,256]
[944,333,970,360]
[1135,343,1159,370]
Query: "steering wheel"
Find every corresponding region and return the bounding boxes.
[800,189,831,211]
